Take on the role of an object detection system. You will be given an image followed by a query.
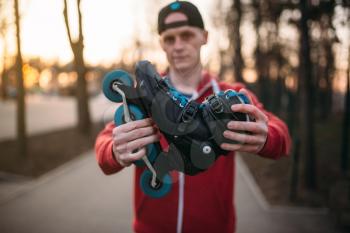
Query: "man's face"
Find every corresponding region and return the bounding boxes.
[159,12,208,73]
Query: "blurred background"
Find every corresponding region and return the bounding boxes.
[0,0,349,232]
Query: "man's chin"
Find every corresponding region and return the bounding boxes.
[173,63,191,72]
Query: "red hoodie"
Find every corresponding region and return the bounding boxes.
[95,72,291,233]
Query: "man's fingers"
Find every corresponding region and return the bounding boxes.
[114,126,158,145]
[223,130,266,145]
[117,134,160,153]
[126,126,158,142]
[126,134,160,152]
[114,118,154,134]
[231,104,268,122]
[120,147,147,163]
[220,143,260,153]
[227,121,267,134]
[115,147,147,166]
[129,147,147,161]
[112,117,159,167]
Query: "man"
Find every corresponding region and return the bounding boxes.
[95,1,291,233]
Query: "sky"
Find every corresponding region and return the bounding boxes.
[0,0,348,80]
[0,0,221,67]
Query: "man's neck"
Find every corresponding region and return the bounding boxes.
[168,64,203,94]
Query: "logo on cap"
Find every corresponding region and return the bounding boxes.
[170,2,181,10]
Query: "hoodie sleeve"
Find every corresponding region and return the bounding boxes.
[95,122,124,175]
[220,82,292,159]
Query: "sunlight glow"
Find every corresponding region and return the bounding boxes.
[1,0,220,67]
[58,72,76,88]
[243,68,257,83]
[20,0,138,65]
[23,64,39,88]
[39,69,53,90]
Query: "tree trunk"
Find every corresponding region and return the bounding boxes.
[63,0,91,133]
[298,0,316,190]
[252,0,269,105]
[317,35,334,121]
[323,41,334,119]
[273,74,283,114]
[228,0,244,83]
[1,31,8,100]
[341,45,350,172]
[1,63,8,100]
[14,0,27,156]
[74,44,90,132]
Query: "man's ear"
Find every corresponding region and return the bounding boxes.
[159,36,165,50]
[202,30,208,45]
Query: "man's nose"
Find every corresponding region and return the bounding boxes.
[173,36,184,50]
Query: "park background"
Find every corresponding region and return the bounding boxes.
[0,0,349,232]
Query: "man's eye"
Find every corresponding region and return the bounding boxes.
[181,32,193,41]
[164,36,175,44]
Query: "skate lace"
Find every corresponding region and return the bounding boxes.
[163,78,189,108]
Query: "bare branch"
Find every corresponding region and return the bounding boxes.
[63,0,75,49]
[77,0,84,44]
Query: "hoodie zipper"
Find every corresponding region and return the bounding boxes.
[176,79,220,233]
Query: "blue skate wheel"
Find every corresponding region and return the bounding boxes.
[133,143,158,167]
[140,170,172,198]
[102,70,134,102]
[114,105,158,167]
[114,104,144,125]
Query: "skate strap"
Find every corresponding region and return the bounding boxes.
[177,101,200,133]
[206,94,224,114]
[181,101,199,123]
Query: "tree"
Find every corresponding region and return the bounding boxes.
[317,15,336,120]
[298,0,316,189]
[210,0,226,78]
[14,0,27,156]
[227,0,244,83]
[0,27,8,100]
[341,2,350,172]
[341,44,350,172]
[0,0,9,100]
[63,0,91,133]
[251,0,291,111]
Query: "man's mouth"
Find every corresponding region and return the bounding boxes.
[173,56,187,61]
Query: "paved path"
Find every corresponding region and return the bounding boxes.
[235,157,342,233]
[0,152,133,233]
[0,152,344,233]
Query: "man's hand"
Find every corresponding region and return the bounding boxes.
[220,89,268,154]
[112,118,160,167]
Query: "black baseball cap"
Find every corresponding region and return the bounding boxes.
[158,1,205,34]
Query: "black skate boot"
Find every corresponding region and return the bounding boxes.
[102,60,251,198]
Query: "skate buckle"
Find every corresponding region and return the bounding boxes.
[207,95,223,113]
[182,101,198,123]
